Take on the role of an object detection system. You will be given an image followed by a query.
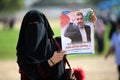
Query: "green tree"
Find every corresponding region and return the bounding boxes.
[0,0,24,13]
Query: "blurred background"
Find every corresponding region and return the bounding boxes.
[0,0,120,80]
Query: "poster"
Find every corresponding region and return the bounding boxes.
[60,8,95,54]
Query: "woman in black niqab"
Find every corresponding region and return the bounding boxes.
[16,10,65,80]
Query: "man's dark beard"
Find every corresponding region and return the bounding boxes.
[78,24,84,28]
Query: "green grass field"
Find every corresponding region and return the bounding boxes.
[0,29,19,59]
[0,22,111,59]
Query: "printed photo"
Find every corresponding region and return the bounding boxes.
[60,8,96,54]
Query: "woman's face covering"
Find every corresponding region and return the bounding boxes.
[26,22,46,51]
[22,10,54,38]
[27,22,46,36]
[27,22,46,37]
[24,10,48,44]
[17,10,54,63]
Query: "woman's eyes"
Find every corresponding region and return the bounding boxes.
[29,21,40,24]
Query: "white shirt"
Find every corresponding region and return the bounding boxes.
[79,28,87,42]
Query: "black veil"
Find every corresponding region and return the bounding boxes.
[16,10,54,63]
[16,10,64,80]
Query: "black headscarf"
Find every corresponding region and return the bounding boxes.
[16,10,54,63]
[16,10,64,80]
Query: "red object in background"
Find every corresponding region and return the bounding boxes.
[60,14,70,28]
[73,68,85,80]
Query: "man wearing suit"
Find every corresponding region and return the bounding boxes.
[64,12,91,43]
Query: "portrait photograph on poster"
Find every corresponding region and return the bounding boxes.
[60,8,96,54]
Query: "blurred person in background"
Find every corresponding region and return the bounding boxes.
[95,16,106,55]
[109,14,117,39]
[9,16,15,29]
[105,16,120,80]
[2,16,8,29]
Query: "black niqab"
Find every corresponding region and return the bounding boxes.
[16,10,54,63]
[16,10,64,80]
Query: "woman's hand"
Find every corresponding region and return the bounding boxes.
[48,50,66,66]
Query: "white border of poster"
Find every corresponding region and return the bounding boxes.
[60,8,95,54]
